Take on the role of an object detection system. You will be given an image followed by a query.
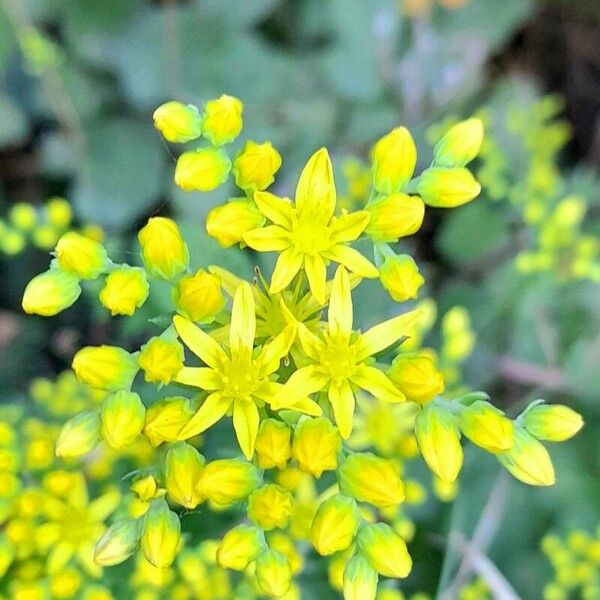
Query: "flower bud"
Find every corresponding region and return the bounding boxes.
[233,141,282,191]
[201,95,243,146]
[357,523,412,578]
[55,411,101,458]
[497,427,555,486]
[100,391,145,449]
[138,337,184,385]
[199,459,260,507]
[371,127,417,194]
[255,419,292,470]
[292,417,341,478]
[417,167,481,208]
[459,400,514,453]
[255,549,292,598]
[164,442,205,509]
[143,396,197,446]
[172,269,225,323]
[524,404,583,442]
[99,267,149,316]
[174,147,232,192]
[379,254,425,302]
[338,453,404,508]
[22,269,81,316]
[9,202,36,231]
[206,198,266,247]
[216,524,265,570]
[388,353,444,404]
[343,554,378,600]
[415,404,463,484]
[138,217,189,280]
[72,345,138,391]
[310,494,360,556]
[153,101,203,143]
[365,193,424,243]
[45,197,72,228]
[94,518,140,566]
[141,499,181,568]
[247,484,293,530]
[131,475,160,502]
[433,118,484,168]
[55,232,108,279]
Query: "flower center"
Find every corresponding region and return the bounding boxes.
[221,355,261,399]
[320,333,357,383]
[290,214,330,255]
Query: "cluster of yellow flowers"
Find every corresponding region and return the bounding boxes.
[0,197,103,257]
[19,94,583,599]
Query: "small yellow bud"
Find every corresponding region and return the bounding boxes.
[255,549,292,598]
[94,518,140,566]
[201,94,243,146]
[175,147,231,192]
[372,127,417,195]
[45,197,72,229]
[255,419,292,470]
[55,231,108,279]
[379,254,425,302]
[357,523,412,578]
[247,484,293,530]
[388,353,444,404]
[233,140,282,191]
[433,118,484,168]
[72,345,139,391]
[310,494,360,556]
[216,524,265,570]
[269,533,303,575]
[292,417,342,478]
[459,400,514,453]
[138,217,189,279]
[22,269,81,316]
[172,269,225,323]
[153,101,203,143]
[99,267,149,316]
[206,198,266,247]
[55,411,101,458]
[143,396,197,446]
[164,442,205,509]
[417,167,481,208]
[415,404,463,484]
[199,459,261,507]
[497,428,555,486]
[131,475,160,502]
[100,391,145,449]
[9,202,37,231]
[138,337,184,385]
[141,499,181,568]
[343,554,378,600]
[338,453,405,508]
[365,193,424,243]
[524,404,583,442]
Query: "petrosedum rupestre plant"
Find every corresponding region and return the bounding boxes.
[20,95,583,599]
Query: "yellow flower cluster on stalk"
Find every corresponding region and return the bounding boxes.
[19,94,583,600]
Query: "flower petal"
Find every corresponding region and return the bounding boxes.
[233,399,260,459]
[323,245,378,278]
[229,281,256,354]
[273,365,329,407]
[48,541,74,574]
[178,393,232,439]
[243,225,290,252]
[305,254,327,305]
[88,488,120,521]
[173,315,228,369]
[297,322,325,362]
[254,191,294,228]
[328,266,353,339]
[174,366,222,390]
[295,148,336,221]
[270,248,303,294]
[350,365,405,403]
[356,308,422,361]
[258,323,297,377]
[329,211,371,244]
[328,380,355,438]
[208,265,243,297]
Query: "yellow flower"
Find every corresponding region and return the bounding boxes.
[138,217,189,279]
[94,518,140,566]
[72,345,139,391]
[387,353,444,404]
[255,549,292,598]
[174,147,231,192]
[365,193,425,243]
[379,253,425,302]
[130,475,160,503]
[343,554,378,600]
[100,391,146,449]
[217,524,265,570]
[172,269,225,323]
[99,267,149,316]
[273,266,420,438]
[417,167,481,208]
[164,442,205,509]
[201,94,243,146]
[291,416,341,477]
[153,100,203,143]
[357,523,412,578]
[143,396,197,447]
[254,419,292,470]
[199,458,260,507]
[45,197,72,229]
[459,400,514,454]
[433,117,484,168]
[371,126,417,195]
[138,337,184,385]
[247,484,293,530]
[233,140,282,192]
[310,494,360,556]
[140,499,181,568]
[55,232,108,279]
[22,269,81,316]
[243,149,378,305]
[523,404,583,442]
[206,198,266,247]
[55,411,100,458]
[172,281,304,459]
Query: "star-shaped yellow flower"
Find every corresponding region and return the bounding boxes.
[243,148,378,305]
[272,266,421,439]
[172,282,320,459]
